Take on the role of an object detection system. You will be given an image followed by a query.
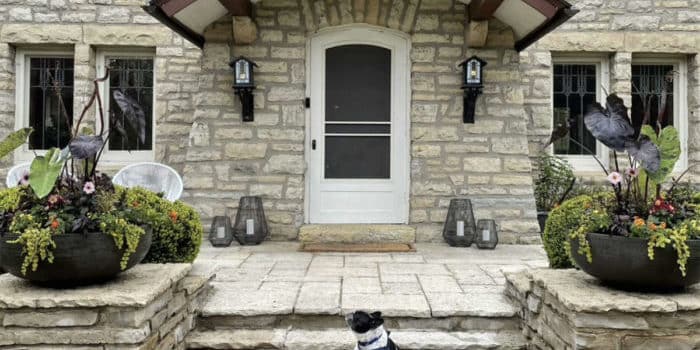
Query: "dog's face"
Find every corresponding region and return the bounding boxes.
[345,311,385,334]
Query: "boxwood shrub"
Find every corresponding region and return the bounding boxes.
[543,193,613,269]
[119,187,203,264]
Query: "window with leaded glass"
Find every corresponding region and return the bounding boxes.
[630,59,688,171]
[104,56,154,152]
[631,64,675,137]
[552,64,598,156]
[26,57,74,150]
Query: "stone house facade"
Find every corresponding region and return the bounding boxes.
[0,0,697,244]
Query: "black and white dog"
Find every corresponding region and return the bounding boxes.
[346,311,399,350]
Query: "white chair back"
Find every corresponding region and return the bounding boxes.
[5,162,31,188]
[112,162,183,202]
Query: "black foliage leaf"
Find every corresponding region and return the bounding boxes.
[72,216,89,233]
[69,135,104,159]
[605,94,628,122]
[583,94,635,152]
[112,90,146,144]
[625,136,661,173]
[110,113,129,144]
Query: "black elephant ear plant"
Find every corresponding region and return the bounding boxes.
[562,86,700,290]
[0,69,154,286]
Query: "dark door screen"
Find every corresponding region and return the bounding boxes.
[324,45,391,179]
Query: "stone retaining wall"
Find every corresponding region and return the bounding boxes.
[0,264,212,350]
[506,269,700,349]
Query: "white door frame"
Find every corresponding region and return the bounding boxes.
[304,24,411,224]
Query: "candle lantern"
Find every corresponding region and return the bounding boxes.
[442,199,476,247]
[475,219,499,249]
[458,56,487,124]
[209,216,233,247]
[233,196,269,245]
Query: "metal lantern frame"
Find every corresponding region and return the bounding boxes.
[475,219,499,250]
[458,56,487,124]
[443,199,477,247]
[233,196,269,245]
[209,216,233,247]
[229,56,258,122]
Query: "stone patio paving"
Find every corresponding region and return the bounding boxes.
[194,242,548,318]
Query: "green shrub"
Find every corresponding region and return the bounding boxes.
[118,187,203,264]
[543,193,613,268]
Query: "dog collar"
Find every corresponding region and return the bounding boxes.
[358,334,382,347]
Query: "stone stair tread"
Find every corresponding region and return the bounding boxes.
[299,224,416,244]
[201,282,518,318]
[187,329,526,349]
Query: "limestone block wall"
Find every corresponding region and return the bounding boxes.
[0,264,212,349]
[0,0,540,242]
[521,0,700,181]
[0,0,201,175]
[187,0,539,243]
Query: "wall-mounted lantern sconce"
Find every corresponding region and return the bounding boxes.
[230,56,258,122]
[459,56,487,124]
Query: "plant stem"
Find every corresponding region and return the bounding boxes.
[557,177,577,206]
[565,137,609,176]
[644,176,649,203]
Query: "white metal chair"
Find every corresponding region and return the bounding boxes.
[112,162,184,202]
[5,162,31,188]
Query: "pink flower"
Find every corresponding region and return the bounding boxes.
[83,181,95,195]
[625,168,639,178]
[607,172,623,185]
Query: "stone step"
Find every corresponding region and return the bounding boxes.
[199,281,521,332]
[186,329,527,349]
[299,224,416,244]
[197,314,521,333]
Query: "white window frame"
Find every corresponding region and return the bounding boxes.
[551,55,611,172]
[96,49,156,163]
[13,49,74,162]
[631,56,689,173]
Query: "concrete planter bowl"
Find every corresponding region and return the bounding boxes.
[570,233,700,291]
[0,229,152,287]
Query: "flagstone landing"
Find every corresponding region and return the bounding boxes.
[195,242,548,321]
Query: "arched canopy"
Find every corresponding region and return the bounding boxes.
[143,0,576,51]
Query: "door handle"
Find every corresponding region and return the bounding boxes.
[312,139,316,150]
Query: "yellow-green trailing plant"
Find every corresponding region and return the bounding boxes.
[544,193,613,268]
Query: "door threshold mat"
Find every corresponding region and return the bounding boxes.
[299,243,416,253]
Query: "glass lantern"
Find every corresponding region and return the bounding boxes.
[233,196,269,245]
[209,216,233,247]
[442,199,476,247]
[475,219,499,249]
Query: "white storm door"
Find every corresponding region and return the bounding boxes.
[308,27,409,224]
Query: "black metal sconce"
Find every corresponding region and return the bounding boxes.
[230,56,258,122]
[459,56,487,124]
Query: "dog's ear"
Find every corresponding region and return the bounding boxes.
[370,312,384,327]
